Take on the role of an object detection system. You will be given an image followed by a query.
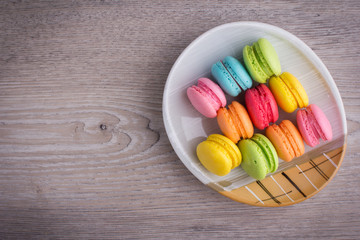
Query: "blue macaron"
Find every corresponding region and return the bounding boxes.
[211,56,253,97]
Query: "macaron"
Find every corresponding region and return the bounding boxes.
[245,84,279,130]
[217,101,254,143]
[211,56,252,97]
[238,134,278,180]
[196,134,242,176]
[296,104,333,147]
[243,38,281,83]
[269,72,309,113]
[187,78,226,118]
[265,120,305,162]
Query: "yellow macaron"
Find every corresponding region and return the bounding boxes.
[196,134,242,176]
[269,72,309,113]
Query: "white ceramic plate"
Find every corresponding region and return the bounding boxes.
[163,22,347,206]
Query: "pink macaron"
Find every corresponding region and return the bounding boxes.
[187,78,226,118]
[296,104,332,147]
[245,84,279,130]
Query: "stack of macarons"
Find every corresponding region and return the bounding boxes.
[186,38,332,180]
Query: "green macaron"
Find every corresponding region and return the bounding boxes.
[243,38,281,83]
[237,133,278,180]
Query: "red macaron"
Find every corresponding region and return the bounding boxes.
[245,84,279,130]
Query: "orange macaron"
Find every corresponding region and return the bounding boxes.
[265,120,304,162]
[217,101,254,143]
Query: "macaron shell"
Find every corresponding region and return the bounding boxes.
[197,141,232,176]
[228,101,254,139]
[217,107,240,143]
[211,61,241,97]
[296,109,319,147]
[253,42,273,76]
[257,38,281,76]
[309,104,333,141]
[238,138,268,180]
[269,75,298,113]
[198,78,227,107]
[208,134,242,168]
[280,120,305,157]
[245,86,266,130]
[281,72,309,108]
[260,84,279,123]
[243,45,268,83]
[187,86,218,118]
[223,56,253,91]
[265,123,295,162]
[251,134,278,173]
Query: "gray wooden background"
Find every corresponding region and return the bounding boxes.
[1,0,359,239]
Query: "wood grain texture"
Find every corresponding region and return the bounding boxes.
[0,0,359,239]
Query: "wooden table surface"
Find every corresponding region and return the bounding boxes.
[1,1,359,239]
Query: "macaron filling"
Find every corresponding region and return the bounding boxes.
[306,107,328,141]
